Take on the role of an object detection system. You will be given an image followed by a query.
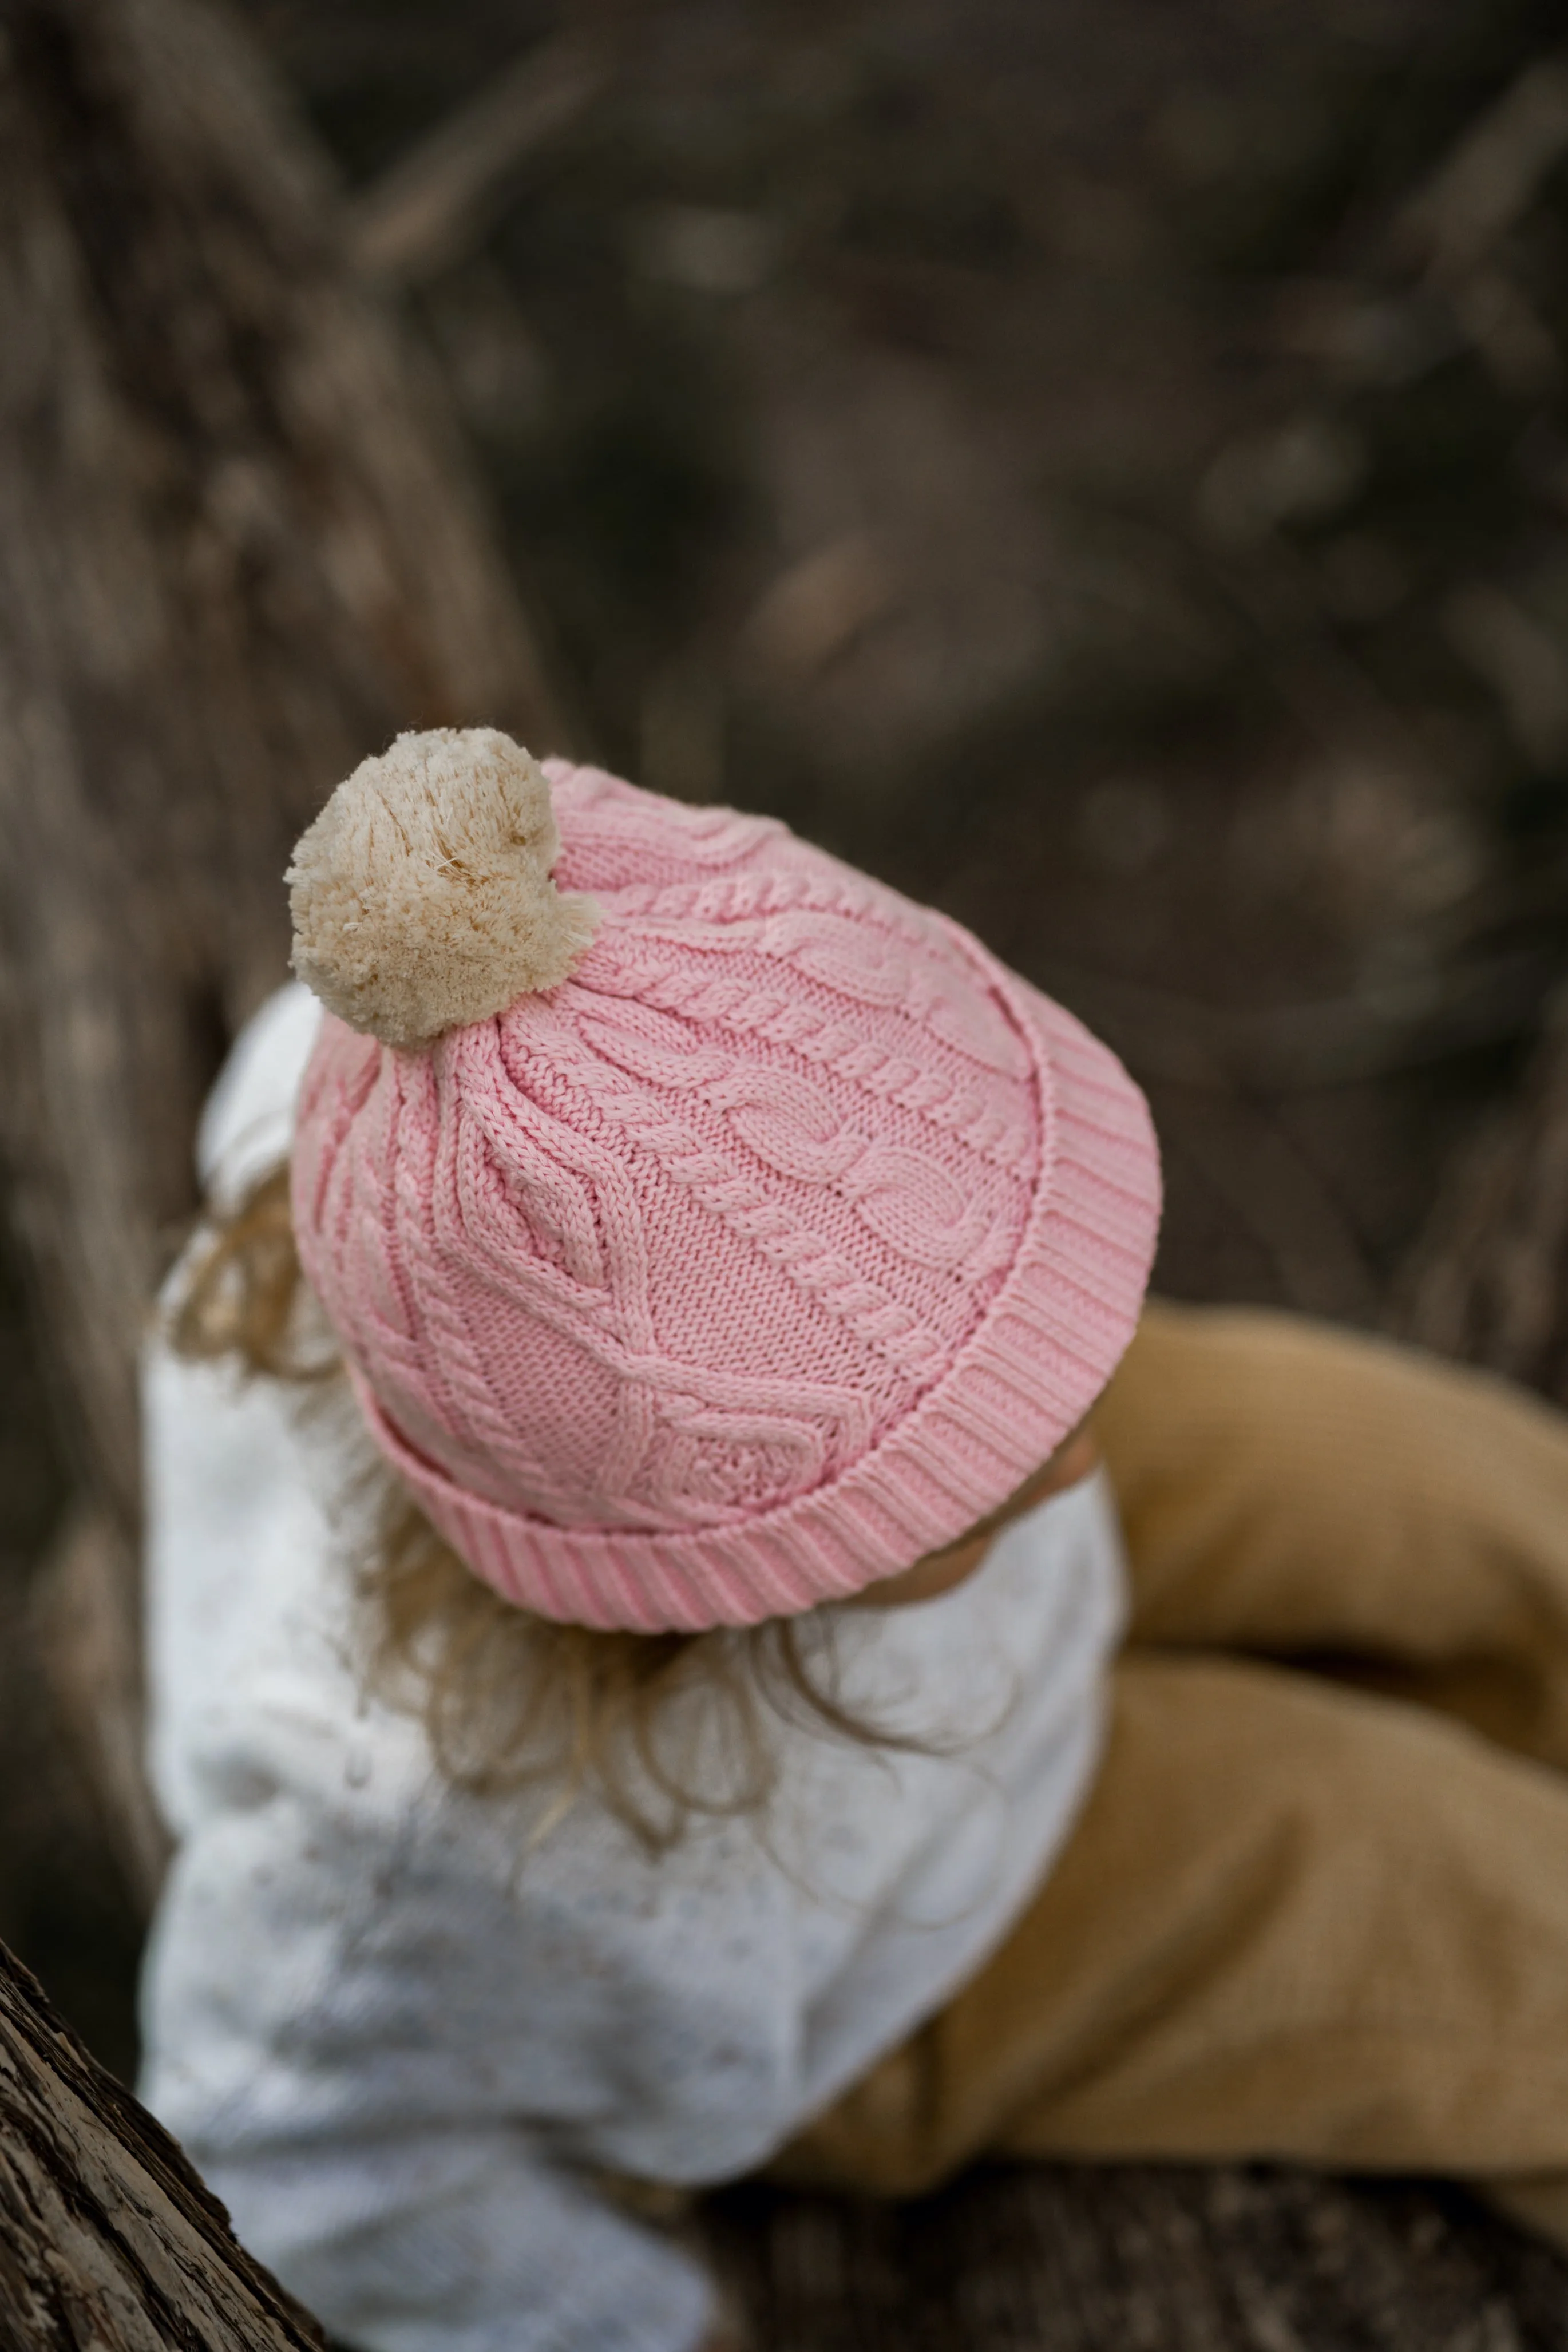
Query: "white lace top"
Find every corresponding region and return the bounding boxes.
[138,986,1127,2352]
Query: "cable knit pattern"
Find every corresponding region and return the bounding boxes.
[291,758,1161,1630]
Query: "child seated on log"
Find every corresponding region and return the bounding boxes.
[141,728,1568,2352]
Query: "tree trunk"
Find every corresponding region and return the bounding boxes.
[0,1934,325,2350]
[0,0,569,1887]
[0,0,567,1533]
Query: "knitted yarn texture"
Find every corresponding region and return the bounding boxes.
[289,730,599,1046]
[290,735,1162,1631]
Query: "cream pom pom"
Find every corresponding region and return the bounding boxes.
[287,729,599,1047]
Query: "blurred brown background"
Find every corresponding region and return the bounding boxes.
[7,0,1568,2092]
[260,0,1568,1325]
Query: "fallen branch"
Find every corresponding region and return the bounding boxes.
[0,1936,324,2350]
[345,33,608,282]
[1396,51,1568,280]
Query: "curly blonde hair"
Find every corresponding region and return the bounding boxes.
[171,1168,898,1846]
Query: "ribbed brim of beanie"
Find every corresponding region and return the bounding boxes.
[291,739,1161,1632]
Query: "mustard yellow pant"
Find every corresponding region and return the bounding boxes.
[781,1301,1568,2247]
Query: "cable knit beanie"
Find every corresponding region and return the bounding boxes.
[288,728,1161,1632]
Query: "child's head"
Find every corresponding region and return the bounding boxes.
[285,729,1160,1634]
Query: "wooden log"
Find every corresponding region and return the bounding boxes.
[0,1933,325,2350]
[0,0,570,1892]
[29,1512,171,1915]
[708,2161,1568,2352]
[0,0,568,1537]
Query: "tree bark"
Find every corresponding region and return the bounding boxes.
[0,1934,325,2350]
[29,1513,172,1913]
[0,0,567,1535]
[707,2161,1568,2352]
[0,0,570,1889]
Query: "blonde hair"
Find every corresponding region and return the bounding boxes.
[171,1167,897,1846]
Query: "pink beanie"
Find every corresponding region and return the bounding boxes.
[288,729,1161,1633]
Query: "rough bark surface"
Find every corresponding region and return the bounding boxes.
[0,1935,323,2352]
[709,2163,1568,2352]
[29,1513,171,1911]
[0,0,565,1538]
[0,0,567,1903]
